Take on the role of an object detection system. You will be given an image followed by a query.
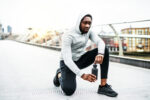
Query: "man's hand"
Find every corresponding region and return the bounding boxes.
[94,54,104,64]
[81,74,96,82]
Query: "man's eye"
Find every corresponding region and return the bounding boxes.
[83,22,91,25]
[83,22,87,24]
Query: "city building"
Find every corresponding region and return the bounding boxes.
[2,28,4,33]
[121,27,150,52]
[0,23,2,33]
[7,25,12,34]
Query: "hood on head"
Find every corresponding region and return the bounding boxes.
[75,12,92,34]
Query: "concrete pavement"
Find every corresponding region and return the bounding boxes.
[0,40,150,100]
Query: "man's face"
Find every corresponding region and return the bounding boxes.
[80,16,92,33]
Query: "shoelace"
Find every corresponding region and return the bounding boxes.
[106,84,112,88]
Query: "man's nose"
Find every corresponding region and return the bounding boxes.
[85,24,90,28]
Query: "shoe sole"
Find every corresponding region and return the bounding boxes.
[98,91,118,97]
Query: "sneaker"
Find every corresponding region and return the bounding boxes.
[53,68,61,87]
[97,84,118,97]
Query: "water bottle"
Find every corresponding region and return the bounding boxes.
[92,64,98,80]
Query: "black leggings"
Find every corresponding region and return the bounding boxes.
[58,47,109,96]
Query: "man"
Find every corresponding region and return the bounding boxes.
[53,12,118,97]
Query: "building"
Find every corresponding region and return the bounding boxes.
[0,23,2,33]
[101,37,127,52]
[7,25,12,34]
[121,27,150,52]
[86,31,127,52]
[2,28,4,33]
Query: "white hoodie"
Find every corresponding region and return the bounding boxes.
[60,12,105,77]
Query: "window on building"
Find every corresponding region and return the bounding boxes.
[145,39,148,48]
[136,30,139,34]
[133,38,135,49]
[126,30,128,34]
[138,30,142,35]
[129,38,132,48]
[136,38,139,43]
[132,30,135,34]
[142,39,145,44]
[138,38,142,44]
[129,29,132,34]
[145,29,148,35]
[142,30,145,35]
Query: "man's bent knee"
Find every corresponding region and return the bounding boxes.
[62,87,76,96]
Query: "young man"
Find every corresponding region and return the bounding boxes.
[53,12,118,97]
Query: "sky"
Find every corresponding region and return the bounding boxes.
[0,0,150,34]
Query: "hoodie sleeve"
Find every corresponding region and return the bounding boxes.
[89,31,105,54]
[61,34,84,77]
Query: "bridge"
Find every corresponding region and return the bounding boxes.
[0,40,150,100]
[99,34,150,38]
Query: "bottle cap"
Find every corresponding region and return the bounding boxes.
[93,64,97,68]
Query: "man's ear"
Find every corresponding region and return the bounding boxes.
[79,23,82,33]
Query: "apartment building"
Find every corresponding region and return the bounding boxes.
[121,27,150,52]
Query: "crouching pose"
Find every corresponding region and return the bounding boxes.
[53,12,118,97]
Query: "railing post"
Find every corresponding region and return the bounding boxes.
[109,24,124,56]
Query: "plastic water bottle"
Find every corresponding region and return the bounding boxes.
[92,64,98,80]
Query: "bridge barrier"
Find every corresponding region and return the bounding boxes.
[15,40,150,69]
[110,55,150,69]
